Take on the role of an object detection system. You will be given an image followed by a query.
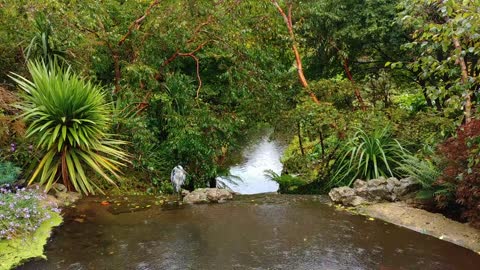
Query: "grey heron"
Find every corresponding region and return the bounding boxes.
[171,165,187,198]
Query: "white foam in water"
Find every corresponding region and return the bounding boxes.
[218,135,284,194]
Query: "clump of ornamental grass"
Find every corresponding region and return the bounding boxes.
[328,127,407,188]
[10,61,129,195]
[0,185,60,240]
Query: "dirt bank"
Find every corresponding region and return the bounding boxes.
[357,202,480,254]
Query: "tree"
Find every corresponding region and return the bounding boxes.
[398,0,479,122]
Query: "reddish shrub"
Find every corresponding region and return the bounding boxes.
[438,119,480,228]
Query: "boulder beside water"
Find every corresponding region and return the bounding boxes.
[328,177,420,206]
[183,188,234,204]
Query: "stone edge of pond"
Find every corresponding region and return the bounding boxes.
[354,202,480,255]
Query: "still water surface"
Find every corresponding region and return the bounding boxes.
[18,195,480,270]
[18,133,480,269]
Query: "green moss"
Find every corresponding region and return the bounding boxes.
[0,211,62,270]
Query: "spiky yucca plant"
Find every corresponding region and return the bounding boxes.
[10,61,129,194]
[328,127,406,188]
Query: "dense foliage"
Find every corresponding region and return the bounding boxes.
[0,0,478,224]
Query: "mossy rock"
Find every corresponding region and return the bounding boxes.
[0,211,62,270]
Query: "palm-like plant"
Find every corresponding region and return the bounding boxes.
[328,127,406,188]
[10,61,128,194]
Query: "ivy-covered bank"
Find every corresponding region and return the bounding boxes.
[0,186,63,269]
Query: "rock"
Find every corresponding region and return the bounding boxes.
[386,177,401,193]
[183,191,208,204]
[183,188,233,204]
[394,177,421,196]
[42,194,61,208]
[52,183,67,192]
[205,188,233,203]
[181,189,190,196]
[353,179,367,189]
[328,187,355,203]
[330,176,423,207]
[355,186,369,198]
[55,191,82,206]
[367,177,388,187]
[387,177,401,186]
[342,195,367,207]
[366,185,392,201]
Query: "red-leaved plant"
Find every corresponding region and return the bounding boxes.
[438,119,480,228]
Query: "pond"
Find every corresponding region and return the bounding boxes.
[17,131,480,269]
[18,195,480,270]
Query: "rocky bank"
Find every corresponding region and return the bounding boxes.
[328,177,480,253]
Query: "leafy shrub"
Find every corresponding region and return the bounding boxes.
[437,119,480,227]
[397,154,451,200]
[329,127,406,188]
[398,154,441,189]
[0,186,60,240]
[393,111,456,153]
[10,61,129,194]
[109,93,171,192]
[265,170,306,194]
[0,87,25,147]
[281,100,344,182]
[309,79,357,110]
[148,73,248,189]
[0,161,21,185]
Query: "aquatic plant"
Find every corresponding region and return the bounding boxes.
[10,61,129,194]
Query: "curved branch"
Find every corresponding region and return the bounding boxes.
[272,0,320,104]
[118,0,162,46]
[154,16,214,99]
[178,53,202,99]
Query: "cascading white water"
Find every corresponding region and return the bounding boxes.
[216,133,285,194]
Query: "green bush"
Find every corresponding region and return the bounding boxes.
[10,61,129,194]
[397,154,450,200]
[0,161,21,185]
[398,154,440,189]
[265,170,306,194]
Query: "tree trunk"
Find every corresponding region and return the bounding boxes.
[298,122,305,156]
[272,0,319,104]
[342,58,366,110]
[453,38,472,123]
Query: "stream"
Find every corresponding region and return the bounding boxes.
[18,133,480,269]
[216,132,284,194]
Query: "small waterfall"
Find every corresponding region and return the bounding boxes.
[216,133,285,194]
